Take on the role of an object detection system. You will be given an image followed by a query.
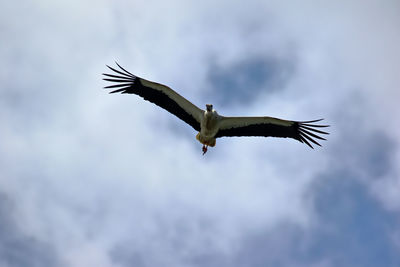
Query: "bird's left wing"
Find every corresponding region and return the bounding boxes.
[103,63,204,131]
[215,116,329,148]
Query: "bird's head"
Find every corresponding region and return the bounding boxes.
[206,104,213,112]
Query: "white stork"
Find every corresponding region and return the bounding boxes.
[103,63,329,154]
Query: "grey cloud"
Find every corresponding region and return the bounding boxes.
[305,175,400,267]
[328,94,397,180]
[0,193,61,267]
[222,176,400,267]
[206,57,295,107]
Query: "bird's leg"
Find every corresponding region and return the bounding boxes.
[202,145,208,155]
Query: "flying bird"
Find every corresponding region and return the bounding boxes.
[103,63,329,154]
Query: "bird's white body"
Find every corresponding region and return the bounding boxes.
[103,63,329,154]
[197,108,220,147]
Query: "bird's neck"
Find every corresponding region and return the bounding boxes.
[205,109,216,117]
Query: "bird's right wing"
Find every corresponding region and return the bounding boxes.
[216,116,329,148]
[103,63,204,131]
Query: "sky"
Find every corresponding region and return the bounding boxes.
[1,0,400,266]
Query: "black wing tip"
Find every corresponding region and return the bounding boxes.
[301,119,330,128]
[103,62,136,78]
[300,118,324,123]
[297,119,330,149]
[103,62,137,94]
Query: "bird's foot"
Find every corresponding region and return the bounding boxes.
[202,145,208,155]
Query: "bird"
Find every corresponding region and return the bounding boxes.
[103,62,329,155]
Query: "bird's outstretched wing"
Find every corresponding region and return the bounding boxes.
[103,63,204,131]
[215,116,329,148]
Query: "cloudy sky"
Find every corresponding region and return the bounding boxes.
[1,0,400,266]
